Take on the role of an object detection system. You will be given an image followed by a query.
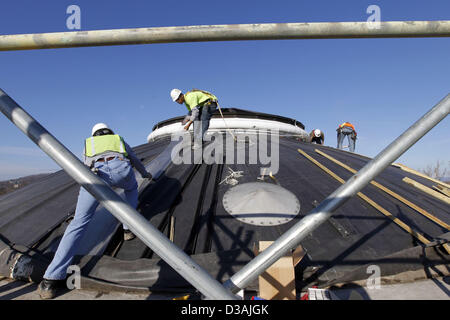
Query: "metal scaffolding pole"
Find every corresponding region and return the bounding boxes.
[0,89,237,300]
[224,94,450,293]
[1,20,450,51]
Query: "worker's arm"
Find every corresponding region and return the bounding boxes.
[83,146,87,165]
[189,106,200,122]
[82,146,95,168]
[185,106,200,130]
[124,142,152,179]
[184,120,193,130]
[185,92,201,122]
[181,111,191,125]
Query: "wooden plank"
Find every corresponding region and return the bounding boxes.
[356,192,431,245]
[403,177,450,205]
[297,148,431,245]
[169,216,175,242]
[443,243,450,255]
[433,185,450,198]
[315,149,450,230]
[392,163,450,189]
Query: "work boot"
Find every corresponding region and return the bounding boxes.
[37,279,60,300]
[123,229,136,241]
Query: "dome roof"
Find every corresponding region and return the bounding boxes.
[1,109,448,295]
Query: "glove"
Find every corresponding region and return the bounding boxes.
[184,120,193,131]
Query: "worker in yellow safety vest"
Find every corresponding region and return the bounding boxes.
[337,122,357,152]
[37,123,152,299]
[171,88,218,149]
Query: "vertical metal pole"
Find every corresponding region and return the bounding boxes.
[224,94,450,293]
[0,89,236,300]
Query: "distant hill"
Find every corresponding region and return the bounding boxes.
[0,173,52,196]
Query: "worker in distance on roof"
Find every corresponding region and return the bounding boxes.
[37,123,152,300]
[310,129,325,145]
[170,88,218,149]
[337,122,357,152]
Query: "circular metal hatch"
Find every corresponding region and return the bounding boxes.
[222,182,300,226]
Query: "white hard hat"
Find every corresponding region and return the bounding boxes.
[170,88,182,102]
[314,129,322,138]
[92,123,110,136]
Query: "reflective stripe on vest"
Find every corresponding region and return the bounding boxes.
[84,135,128,157]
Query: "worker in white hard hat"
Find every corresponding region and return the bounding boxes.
[310,129,325,145]
[171,88,218,148]
[37,123,152,299]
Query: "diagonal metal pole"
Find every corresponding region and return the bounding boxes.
[0,20,449,51]
[0,89,237,300]
[224,94,450,293]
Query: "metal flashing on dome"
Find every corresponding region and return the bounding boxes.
[223,182,301,226]
[147,108,308,142]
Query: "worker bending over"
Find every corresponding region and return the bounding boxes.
[37,123,152,299]
[310,129,324,145]
[171,88,218,149]
[337,122,357,152]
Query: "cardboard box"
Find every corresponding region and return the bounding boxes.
[255,241,306,300]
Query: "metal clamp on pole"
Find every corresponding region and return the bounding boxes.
[0,89,237,300]
[224,94,450,293]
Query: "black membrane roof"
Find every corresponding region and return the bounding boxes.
[0,114,449,294]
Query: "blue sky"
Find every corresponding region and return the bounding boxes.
[1,0,449,180]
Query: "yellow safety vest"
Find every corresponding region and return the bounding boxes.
[84,135,128,157]
[184,89,218,111]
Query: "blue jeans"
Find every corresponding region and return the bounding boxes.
[193,102,217,144]
[43,157,138,280]
[337,128,356,152]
